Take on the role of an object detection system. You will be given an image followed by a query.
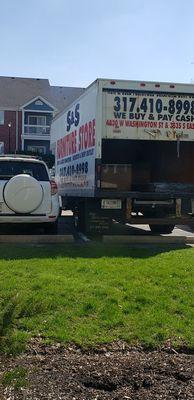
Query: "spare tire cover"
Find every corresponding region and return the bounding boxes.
[4,174,43,213]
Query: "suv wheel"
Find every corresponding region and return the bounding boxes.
[4,174,43,213]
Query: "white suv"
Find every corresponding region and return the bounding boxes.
[0,155,60,233]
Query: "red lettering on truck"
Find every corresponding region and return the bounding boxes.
[79,119,95,151]
[57,130,77,159]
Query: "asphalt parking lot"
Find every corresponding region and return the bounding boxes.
[59,211,194,238]
[0,211,194,239]
[0,214,74,236]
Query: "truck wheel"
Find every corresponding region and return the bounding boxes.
[149,224,175,234]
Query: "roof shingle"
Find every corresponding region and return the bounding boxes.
[0,76,84,112]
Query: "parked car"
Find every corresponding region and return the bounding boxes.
[49,166,55,179]
[0,155,60,233]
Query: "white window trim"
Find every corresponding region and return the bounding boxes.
[21,96,57,113]
[28,115,47,126]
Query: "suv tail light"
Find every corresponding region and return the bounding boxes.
[50,180,58,195]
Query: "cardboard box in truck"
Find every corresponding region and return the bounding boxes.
[51,78,194,234]
[101,164,132,190]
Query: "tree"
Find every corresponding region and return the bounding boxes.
[15,151,55,168]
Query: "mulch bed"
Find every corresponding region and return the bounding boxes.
[0,339,193,399]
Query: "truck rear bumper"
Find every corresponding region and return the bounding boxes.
[125,216,193,225]
[95,190,194,199]
[0,215,58,223]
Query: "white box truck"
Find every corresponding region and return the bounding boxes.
[51,78,194,234]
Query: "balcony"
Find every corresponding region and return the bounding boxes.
[23,125,50,136]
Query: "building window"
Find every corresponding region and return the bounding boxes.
[0,111,4,125]
[35,100,43,106]
[27,145,46,155]
[28,115,46,126]
[25,115,50,135]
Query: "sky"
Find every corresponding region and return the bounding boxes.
[1,0,194,88]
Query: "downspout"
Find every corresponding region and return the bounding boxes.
[15,109,19,152]
[21,109,24,151]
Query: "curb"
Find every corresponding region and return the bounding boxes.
[0,234,194,246]
[0,235,74,244]
[102,235,188,244]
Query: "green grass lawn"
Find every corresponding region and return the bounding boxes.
[0,244,193,354]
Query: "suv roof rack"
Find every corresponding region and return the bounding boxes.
[0,154,42,160]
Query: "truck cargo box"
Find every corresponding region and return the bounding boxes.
[50,78,194,234]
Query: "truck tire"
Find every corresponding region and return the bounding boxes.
[149,224,175,234]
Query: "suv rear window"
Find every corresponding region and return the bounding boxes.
[0,161,49,181]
